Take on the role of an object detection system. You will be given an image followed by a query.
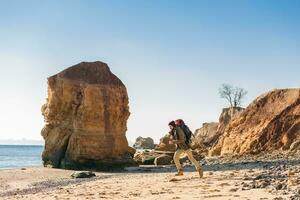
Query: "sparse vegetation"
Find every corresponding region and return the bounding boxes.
[219,84,247,107]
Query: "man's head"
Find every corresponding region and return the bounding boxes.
[168,121,176,130]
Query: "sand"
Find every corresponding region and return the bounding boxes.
[0,161,296,200]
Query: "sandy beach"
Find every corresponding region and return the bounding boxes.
[1,158,300,200]
[1,1,299,199]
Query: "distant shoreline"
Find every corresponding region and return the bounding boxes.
[0,164,43,171]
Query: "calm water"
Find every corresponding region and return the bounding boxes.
[0,145,43,169]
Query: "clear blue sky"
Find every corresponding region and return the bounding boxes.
[0,0,299,143]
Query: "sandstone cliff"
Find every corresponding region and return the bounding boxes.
[193,107,244,152]
[192,122,218,155]
[210,89,300,156]
[194,122,219,148]
[41,61,136,170]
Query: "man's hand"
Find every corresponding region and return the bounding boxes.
[169,140,174,145]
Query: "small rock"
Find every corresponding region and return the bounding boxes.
[169,178,181,182]
[229,172,235,176]
[254,174,263,180]
[273,197,284,200]
[258,180,270,188]
[288,170,296,176]
[251,181,258,189]
[294,188,300,195]
[275,183,283,190]
[290,194,300,200]
[229,188,238,192]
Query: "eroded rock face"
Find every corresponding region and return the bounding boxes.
[41,61,136,170]
[194,122,219,147]
[217,107,245,136]
[193,107,244,154]
[133,136,155,149]
[210,89,300,156]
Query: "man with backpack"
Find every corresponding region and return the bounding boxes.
[168,120,203,178]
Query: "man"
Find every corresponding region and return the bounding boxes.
[168,121,203,178]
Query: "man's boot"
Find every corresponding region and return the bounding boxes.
[198,168,203,178]
[175,170,184,176]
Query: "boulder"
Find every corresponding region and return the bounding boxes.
[142,156,156,165]
[71,171,96,179]
[154,154,173,166]
[210,89,300,156]
[41,61,137,170]
[155,134,176,152]
[133,151,156,165]
[133,136,155,149]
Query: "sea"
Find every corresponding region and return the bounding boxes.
[0,145,44,170]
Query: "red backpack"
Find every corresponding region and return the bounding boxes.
[175,119,193,143]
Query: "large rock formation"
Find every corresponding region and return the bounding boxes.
[210,89,300,156]
[133,136,155,149]
[41,61,136,170]
[193,107,244,152]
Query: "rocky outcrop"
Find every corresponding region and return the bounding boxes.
[41,61,136,170]
[210,89,300,156]
[193,107,244,153]
[133,137,155,149]
[193,122,219,147]
[155,134,176,152]
[217,107,245,137]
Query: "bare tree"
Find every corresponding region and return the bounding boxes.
[233,87,248,107]
[219,84,247,108]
